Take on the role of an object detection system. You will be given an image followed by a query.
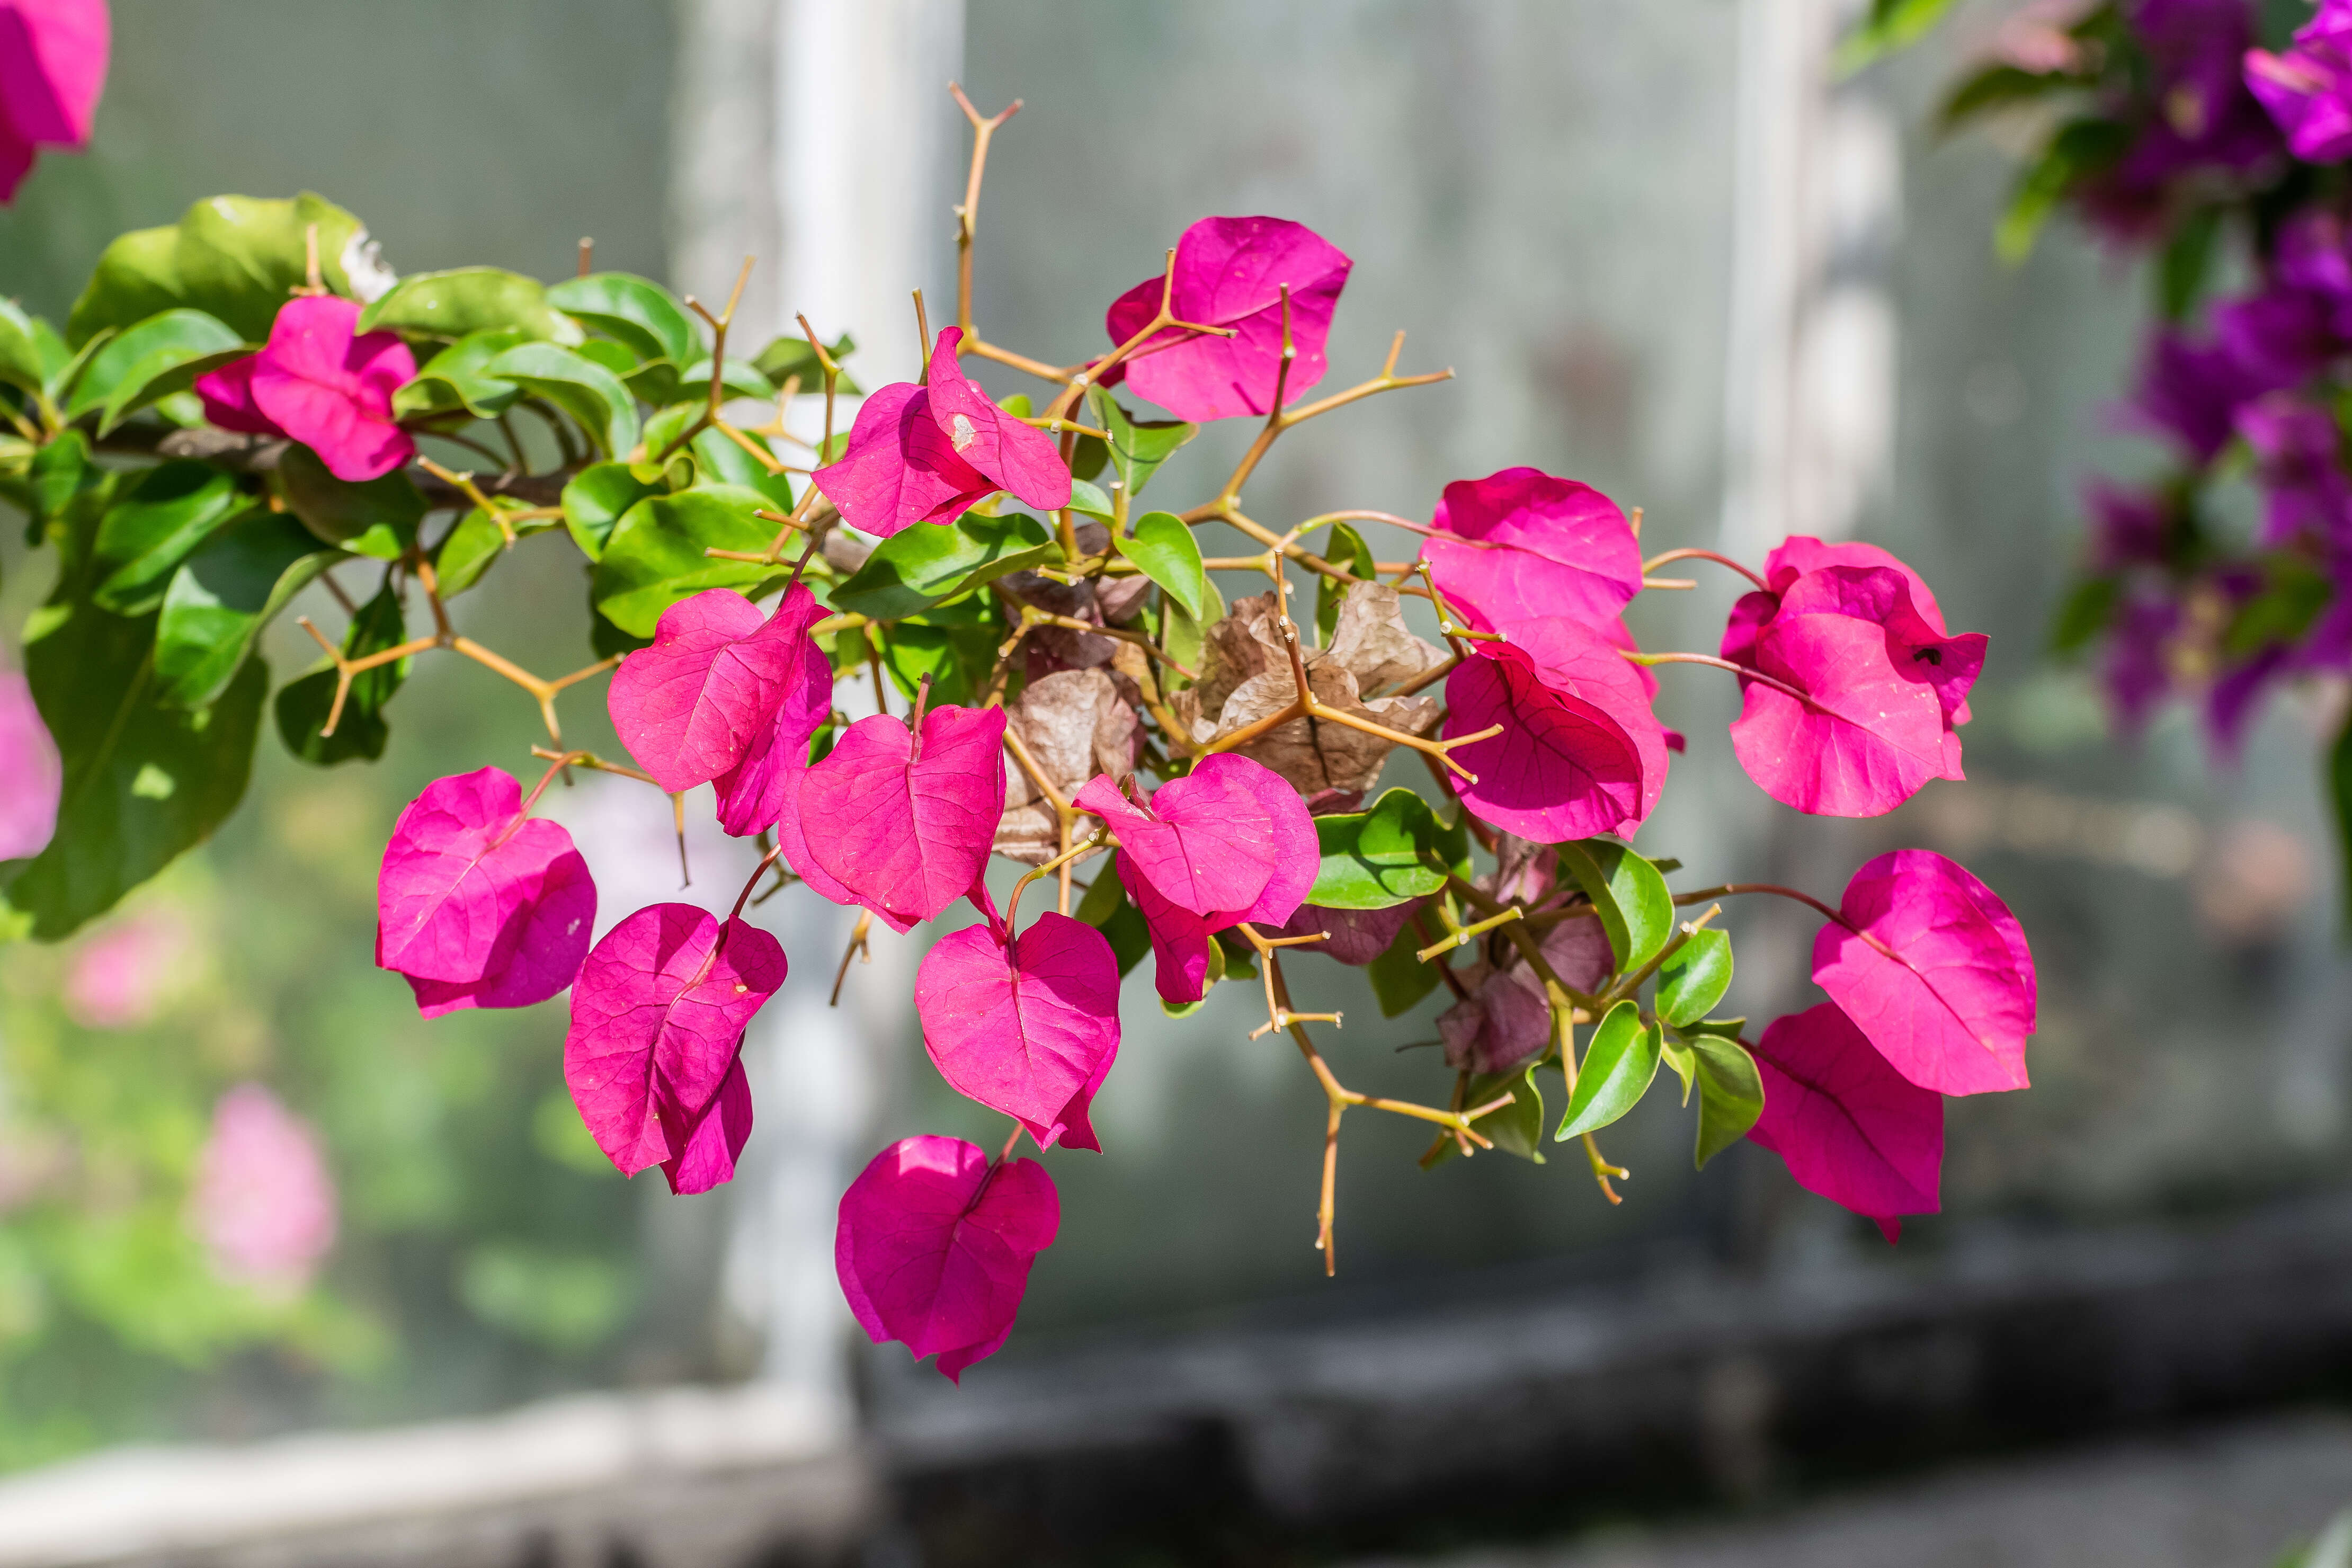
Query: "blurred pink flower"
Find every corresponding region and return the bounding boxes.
[195,296,417,482]
[63,910,189,1030]
[190,1084,337,1293]
[0,1,109,203]
[0,669,61,862]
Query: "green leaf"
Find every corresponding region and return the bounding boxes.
[1,605,267,940]
[1075,866,1152,976]
[830,511,1063,620]
[69,194,371,346]
[2157,205,2224,322]
[1472,1067,1545,1162]
[591,485,788,637]
[618,356,681,407]
[277,446,425,560]
[1086,388,1195,500]
[1937,63,2078,130]
[92,463,250,615]
[1118,510,1207,621]
[1655,928,1732,1028]
[675,356,776,403]
[432,508,513,599]
[358,268,582,345]
[1557,839,1674,974]
[1997,119,2132,264]
[561,462,665,562]
[1306,787,1469,909]
[484,342,639,458]
[1159,571,1223,683]
[23,429,96,550]
[875,596,1003,709]
[690,425,794,509]
[1661,1036,1696,1107]
[153,511,340,709]
[2048,574,2118,655]
[751,330,859,395]
[1555,1001,1662,1141]
[43,326,114,409]
[545,272,699,364]
[1367,915,1444,1017]
[1317,522,1377,641]
[392,327,528,420]
[1833,0,1961,75]
[1689,1032,1764,1169]
[1066,478,1116,519]
[67,309,245,430]
[0,298,51,398]
[65,226,184,347]
[275,581,409,766]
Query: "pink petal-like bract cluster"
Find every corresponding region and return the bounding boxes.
[810,327,1070,538]
[1073,754,1315,1004]
[1720,538,1985,817]
[0,0,108,203]
[1443,639,1647,844]
[563,903,786,1195]
[1419,468,1644,639]
[1811,849,2036,1097]
[1747,1002,1943,1243]
[0,667,61,861]
[195,296,417,482]
[64,910,188,1030]
[916,901,1121,1152]
[792,703,1007,930]
[375,767,597,1020]
[189,1083,338,1294]
[607,585,833,835]
[1100,216,1353,422]
[836,1135,1059,1382]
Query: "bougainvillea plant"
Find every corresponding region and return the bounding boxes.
[0,85,2037,1382]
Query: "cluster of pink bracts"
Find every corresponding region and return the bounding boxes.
[368,213,2034,1382]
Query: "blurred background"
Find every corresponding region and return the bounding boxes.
[1,0,2350,1564]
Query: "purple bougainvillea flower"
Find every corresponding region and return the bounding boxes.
[1508,613,1672,833]
[923,327,1072,514]
[195,296,417,483]
[1721,563,1985,818]
[1748,1002,1942,1244]
[0,1,108,203]
[0,667,61,861]
[1100,216,1352,422]
[662,1055,753,1197]
[1418,468,1643,639]
[915,907,1121,1152]
[2085,480,2172,571]
[189,1083,337,1294]
[1443,642,1645,844]
[377,768,597,1017]
[1268,897,1422,965]
[2247,1,2352,164]
[836,1135,1059,1383]
[2236,395,2352,546]
[2105,591,2180,736]
[797,703,1006,928]
[2119,327,2272,464]
[607,585,831,819]
[1812,849,2036,1097]
[2275,208,2352,335]
[563,902,787,1179]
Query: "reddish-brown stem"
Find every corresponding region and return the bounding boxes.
[1631,650,1816,711]
[1641,547,1768,592]
[728,846,787,923]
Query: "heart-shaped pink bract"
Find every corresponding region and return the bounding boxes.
[0,0,108,202]
[0,667,60,861]
[1747,1002,1943,1241]
[1722,562,1985,818]
[836,1135,1059,1383]
[915,911,1121,1152]
[1812,849,2035,1097]
[1508,614,1672,834]
[198,296,417,483]
[563,902,787,1178]
[1418,469,1643,639]
[607,585,832,810]
[377,768,596,1012]
[662,1055,753,1197]
[1100,216,1352,422]
[810,381,998,540]
[1443,643,1645,845]
[924,327,1072,513]
[797,703,1007,928]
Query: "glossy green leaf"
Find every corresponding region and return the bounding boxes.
[1689,1032,1764,1169]
[358,268,581,345]
[275,581,409,767]
[675,357,775,403]
[618,357,681,407]
[572,339,638,379]
[1655,928,1732,1028]
[1558,839,1674,975]
[1661,1036,1696,1107]
[830,511,1063,620]
[1066,479,1115,520]
[1074,867,1152,976]
[1316,522,1377,642]
[690,426,794,509]
[1159,573,1223,684]
[639,400,699,460]
[1472,1067,1545,1162]
[561,462,665,562]
[0,298,50,398]
[1555,1001,1661,1141]
[65,225,183,346]
[545,272,699,364]
[393,327,528,420]
[23,429,96,551]
[1367,915,1444,1017]
[591,485,787,637]
[750,329,859,395]
[875,596,1002,709]
[154,511,340,709]
[277,446,425,560]
[1307,787,1468,909]
[69,195,370,346]
[432,509,513,599]
[68,309,245,429]
[1118,510,1207,621]
[92,464,250,616]
[1086,388,1195,500]
[42,327,114,411]
[485,343,639,457]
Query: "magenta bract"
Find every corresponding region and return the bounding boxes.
[563,903,787,1178]
[1811,849,2036,1097]
[197,297,417,483]
[1747,1002,1943,1237]
[1507,614,1671,834]
[662,1055,753,1197]
[809,382,996,540]
[1419,469,1643,639]
[0,667,60,861]
[377,768,596,1011]
[0,0,107,202]
[835,1135,1060,1382]
[1100,216,1352,422]
[2247,5,2352,164]
[797,703,1008,928]
[924,327,1072,513]
[608,585,832,811]
[1443,643,1645,844]
[915,910,1121,1151]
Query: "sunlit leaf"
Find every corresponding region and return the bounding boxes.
[1118,510,1207,621]
[1555,1001,1661,1141]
